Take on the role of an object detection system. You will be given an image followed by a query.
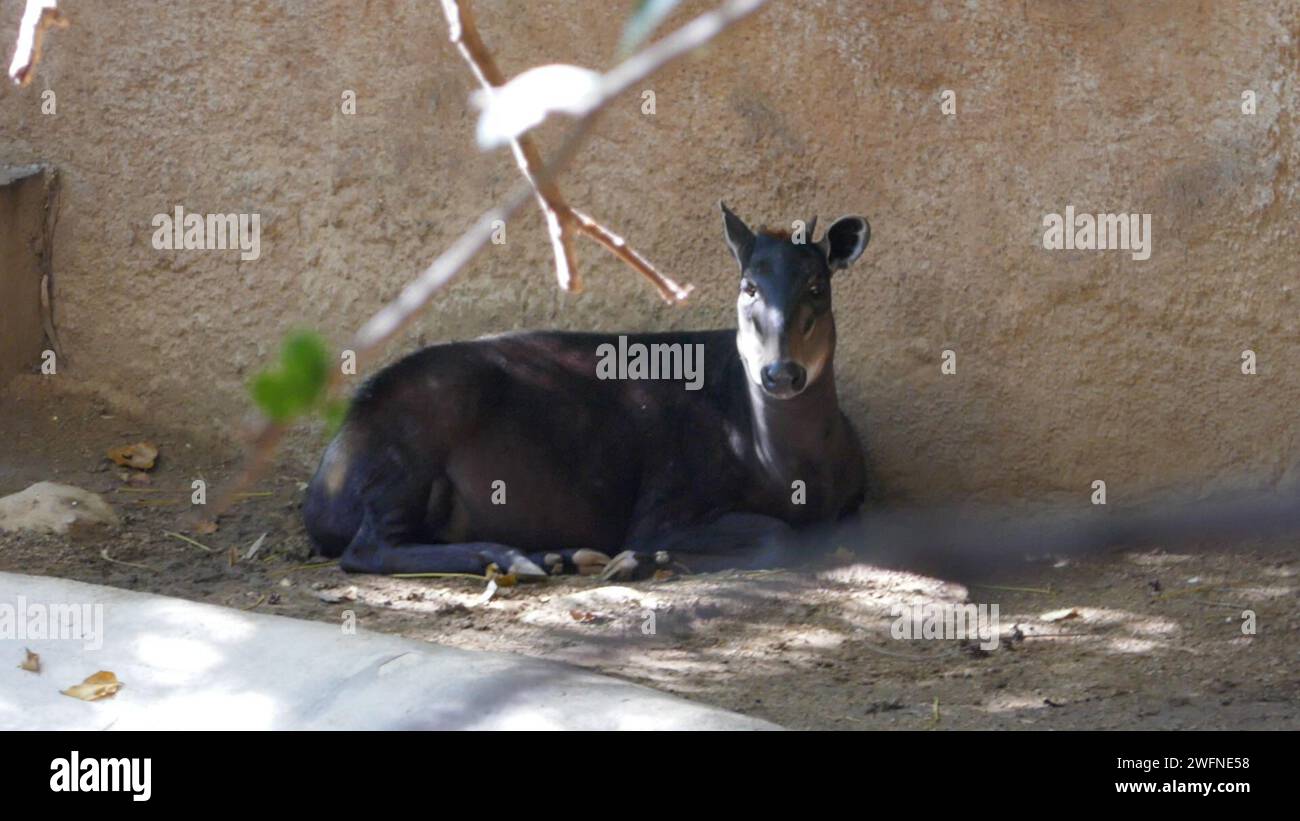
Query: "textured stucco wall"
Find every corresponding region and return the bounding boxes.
[0,0,1296,505]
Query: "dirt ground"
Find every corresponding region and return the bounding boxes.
[2,378,1297,730]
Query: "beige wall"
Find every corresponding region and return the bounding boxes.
[1,0,1296,505]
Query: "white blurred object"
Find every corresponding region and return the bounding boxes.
[473,64,601,149]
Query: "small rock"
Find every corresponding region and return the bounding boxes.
[0,482,119,535]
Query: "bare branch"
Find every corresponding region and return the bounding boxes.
[572,208,694,302]
[599,0,767,102]
[441,0,581,292]
[354,0,772,355]
[203,0,770,521]
[440,0,703,302]
[8,0,65,87]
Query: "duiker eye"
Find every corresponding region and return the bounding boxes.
[741,280,758,298]
[808,281,826,298]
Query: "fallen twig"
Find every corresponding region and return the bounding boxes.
[969,583,1055,595]
[240,593,269,611]
[162,530,216,553]
[287,560,338,571]
[99,548,158,574]
[392,571,491,581]
[244,532,268,561]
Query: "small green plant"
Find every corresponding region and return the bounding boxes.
[250,330,348,434]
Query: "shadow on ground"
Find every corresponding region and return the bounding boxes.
[2,379,1297,729]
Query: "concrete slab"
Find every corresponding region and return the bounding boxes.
[0,572,777,730]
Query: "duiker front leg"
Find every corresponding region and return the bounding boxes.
[337,468,546,577]
[339,516,547,578]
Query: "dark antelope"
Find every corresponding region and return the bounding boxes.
[304,203,871,579]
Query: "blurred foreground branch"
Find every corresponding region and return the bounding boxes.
[811,483,1300,581]
[204,0,770,522]
[442,0,695,302]
[7,0,65,86]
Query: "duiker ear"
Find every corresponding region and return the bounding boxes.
[819,216,871,271]
[719,200,755,270]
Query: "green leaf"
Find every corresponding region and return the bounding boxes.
[618,0,679,58]
[250,330,332,422]
[322,397,350,438]
[251,371,296,421]
[279,331,329,400]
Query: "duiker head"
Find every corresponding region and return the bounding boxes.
[721,201,870,399]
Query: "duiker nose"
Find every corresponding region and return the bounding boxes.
[761,362,807,394]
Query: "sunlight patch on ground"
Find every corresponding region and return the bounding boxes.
[995,604,1188,657]
[1233,584,1296,601]
[1104,637,1163,654]
[767,625,848,650]
[981,693,1053,713]
[1128,552,1196,567]
[133,635,225,682]
[1032,607,1179,636]
[605,649,748,692]
[149,600,258,643]
[818,563,967,600]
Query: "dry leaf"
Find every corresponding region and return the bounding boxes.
[244,532,268,561]
[61,670,122,701]
[106,441,158,470]
[19,648,40,673]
